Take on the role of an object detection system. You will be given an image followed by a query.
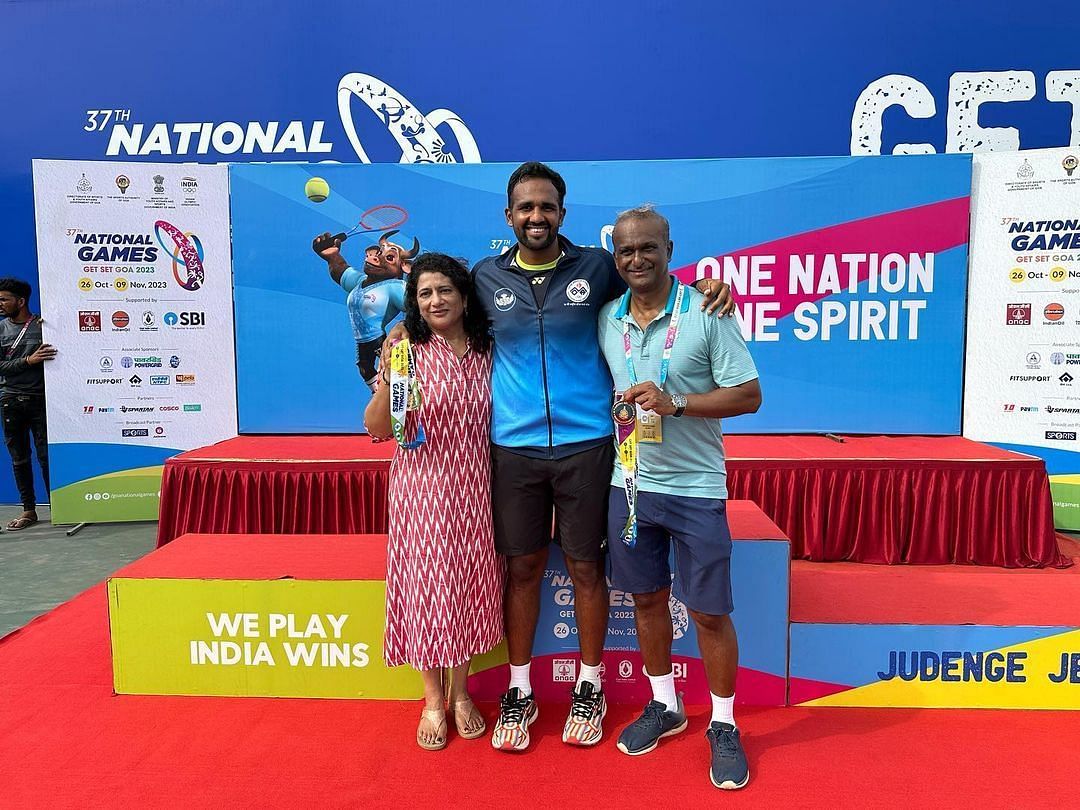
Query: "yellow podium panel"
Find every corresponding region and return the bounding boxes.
[108,578,423,698]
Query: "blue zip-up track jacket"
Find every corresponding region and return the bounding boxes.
[472,237,624,452]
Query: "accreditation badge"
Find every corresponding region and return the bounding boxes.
[636,405,662,444]
[389,339,426,450]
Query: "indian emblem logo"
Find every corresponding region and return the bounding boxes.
[494,288,516,311]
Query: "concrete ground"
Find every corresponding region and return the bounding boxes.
[0,505,157,638]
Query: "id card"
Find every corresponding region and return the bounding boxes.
[636,405,662,443]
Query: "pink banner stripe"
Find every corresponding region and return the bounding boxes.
[673,196,971,320]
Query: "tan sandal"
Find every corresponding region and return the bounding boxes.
[6,514,37,531]
[417,707,447,751]
[451,697,487,740]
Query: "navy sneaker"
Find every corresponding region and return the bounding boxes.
[616,695,688,755]
[706,721,749,789]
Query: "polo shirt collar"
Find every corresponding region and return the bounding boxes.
[613,277,691,321]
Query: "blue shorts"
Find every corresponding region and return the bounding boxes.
[607,486,734,616]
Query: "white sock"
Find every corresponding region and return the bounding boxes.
[577,662,602,690]
[509,662,532,696]
[711,692,736,727]
[646,668,679,712]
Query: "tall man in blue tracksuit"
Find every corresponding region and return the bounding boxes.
[473,163,732,751]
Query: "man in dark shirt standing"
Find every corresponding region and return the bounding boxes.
[0,278,56,530]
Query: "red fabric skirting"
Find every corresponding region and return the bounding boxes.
[156,438,392,546]
[725,436,1067,568]
[157,435,1067,568]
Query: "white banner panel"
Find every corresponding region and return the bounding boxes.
[32,160,237,523]
[965,147,1080,529]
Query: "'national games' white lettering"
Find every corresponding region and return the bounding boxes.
[106,121,334,156]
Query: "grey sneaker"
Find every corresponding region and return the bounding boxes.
[616,695,688,755]
[707,721,749,789]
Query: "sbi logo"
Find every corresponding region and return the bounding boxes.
[164,311,205,327]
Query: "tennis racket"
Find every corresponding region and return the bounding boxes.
[313,205,408,253]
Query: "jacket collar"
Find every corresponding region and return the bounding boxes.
[495,235,581,270]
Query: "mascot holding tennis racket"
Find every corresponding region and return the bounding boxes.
[313,212,419,392]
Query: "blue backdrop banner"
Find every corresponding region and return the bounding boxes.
[231,154,971,434]
[3,1,1076,500]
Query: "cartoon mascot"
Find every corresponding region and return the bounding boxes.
[313,230,420,391]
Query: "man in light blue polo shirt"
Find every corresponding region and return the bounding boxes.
[598,205,761,790]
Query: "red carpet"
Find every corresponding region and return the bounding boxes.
[0,585,1075,807]
[158,434,1065,568]
[2,555,1076,806]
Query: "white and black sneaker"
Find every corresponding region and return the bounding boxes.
[491,687,539,752]
[562,681,607,746]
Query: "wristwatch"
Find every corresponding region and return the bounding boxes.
[670,393,687,417]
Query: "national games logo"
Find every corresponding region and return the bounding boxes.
[154,220,205,291]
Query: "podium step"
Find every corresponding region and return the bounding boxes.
[788,560,1080,709]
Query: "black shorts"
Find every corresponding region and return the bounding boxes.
[491,442,613,561]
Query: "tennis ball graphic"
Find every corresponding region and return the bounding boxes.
[305,177,330,203]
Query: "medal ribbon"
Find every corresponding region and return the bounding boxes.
[614,403,638,547]
[5,316,37,360]
[389,339,426,449]
[621,282,685,389]
[616,282,686,547]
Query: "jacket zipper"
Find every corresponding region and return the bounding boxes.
[506,249,566,457]
[537,305,554,455]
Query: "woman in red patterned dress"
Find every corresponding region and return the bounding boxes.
[364,253,503,751]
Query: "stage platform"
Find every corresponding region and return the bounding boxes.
[114,502,791,706]
[2,533,1077,805]
[789,554,1080,709]
[158,434,1067,568]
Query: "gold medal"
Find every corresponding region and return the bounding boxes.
[612,400,636,426]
